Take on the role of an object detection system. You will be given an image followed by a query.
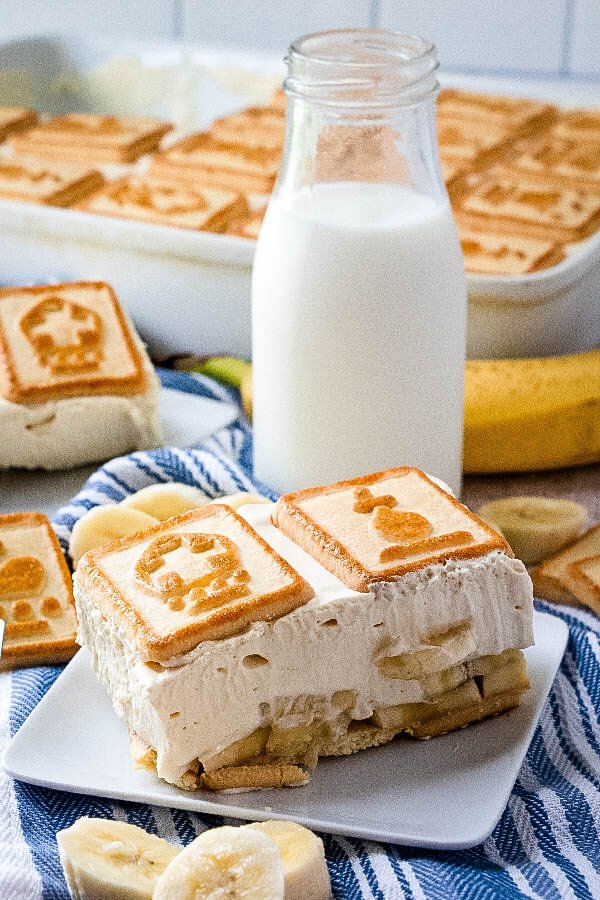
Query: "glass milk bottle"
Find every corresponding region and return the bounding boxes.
[252,29,467,496]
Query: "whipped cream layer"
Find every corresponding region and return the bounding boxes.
[0,348,162,470]
[75,504,534,785]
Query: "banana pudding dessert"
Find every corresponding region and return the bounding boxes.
[0,281,162,469]
[74,467,534,791]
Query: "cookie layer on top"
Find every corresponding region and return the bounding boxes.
[0,281,146,404]
[11,113,172,163]
[76,505,314,661]
[0,512,77,670]
[274,467,510,592]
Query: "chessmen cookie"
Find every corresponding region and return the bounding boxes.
[274,467,510,592]
[226,206,266,240]
[502,129,600,190]
[0,157,104,207]
[0,512,77,670]
[0,106,38,142]
[0,281,162,469]
[11,112,172,164]
[553,108,600,143]
[437,116,513,165]
[455,170,600,242]
[76,175,248,233]
[150,133,280,194]
[532,524,600,613]
[437,88,556,132]
[77,499,532,789]
[457,223,565,274]
[210,106,285,150]
[74,504,314,661]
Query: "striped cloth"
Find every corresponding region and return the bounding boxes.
[2,370,599,899]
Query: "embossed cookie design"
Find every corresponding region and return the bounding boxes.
[0,512,77,670]
[79,505,314,660]
[275,467,510,592]
[21,296,103,375]
[76,175,249,233]
[0,282,146,404]
[135,532,251,612]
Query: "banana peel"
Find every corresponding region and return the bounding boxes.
[464,348,600,473]
[203,349,600,473]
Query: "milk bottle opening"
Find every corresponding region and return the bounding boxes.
[285,29,439,108]
[252,29,467,496]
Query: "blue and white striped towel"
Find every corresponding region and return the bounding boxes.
[1,370,599,899]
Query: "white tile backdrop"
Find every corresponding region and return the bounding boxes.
[0,0,597,77]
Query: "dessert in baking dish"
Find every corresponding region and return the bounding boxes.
[0,281,162,469]
[74,467,533,792]
[0,512,77,670]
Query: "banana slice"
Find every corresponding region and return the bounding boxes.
[121,483,208,521]
[478,496,588,565]
[209,492,270,510]
[245,821,331,900]
[69,505,159,567]
[57,816,179,900]
[154,825,284,900]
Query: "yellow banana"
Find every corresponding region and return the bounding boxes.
[464,349,600,473]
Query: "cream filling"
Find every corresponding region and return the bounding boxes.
[75,504,534,785]
[0,348,162,470]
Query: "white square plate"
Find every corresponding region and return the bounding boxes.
[3,610,567,849]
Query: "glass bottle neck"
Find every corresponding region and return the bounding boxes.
[276,92,446,201]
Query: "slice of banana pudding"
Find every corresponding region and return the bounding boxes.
[74,468,534,791]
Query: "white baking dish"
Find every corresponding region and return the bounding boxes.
[0,34,598,359]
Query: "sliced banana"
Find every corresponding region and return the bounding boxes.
[478,496,587,565]
[121,483,209,521]
[209,492,270,511]
[154,825,284,900]
[57,816,179,900]
[69,505,159,567]
[245,821,331,900]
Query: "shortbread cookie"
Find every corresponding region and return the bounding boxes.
[12,113,172,163]
[437,116,513,164]
[226,207,266,240]
[457,222,564,274]
[210,106,285,150]
[75,504,314,661]
[0,157,104,207]
[151,133,279,194]
[0,106,38,142]
[456,171,600,242]
[532,523,600,610]
[0,512,77,669]
[0,281,162,469]
[503,131,600,190]
[437,89,555,132]
[76,175,247,232]
[274,467,509,592]
[553,109,600,143]
[567,554,600,617]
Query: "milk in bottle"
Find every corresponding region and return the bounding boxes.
[252,30,467,495]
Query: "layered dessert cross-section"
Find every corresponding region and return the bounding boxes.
[74,468,534,792]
